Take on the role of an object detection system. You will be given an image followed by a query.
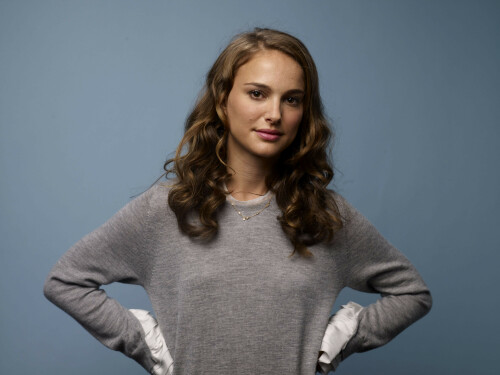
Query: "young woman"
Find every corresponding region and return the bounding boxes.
[44,28,432,374]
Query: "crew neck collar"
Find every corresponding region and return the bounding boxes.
[224,185,274,207]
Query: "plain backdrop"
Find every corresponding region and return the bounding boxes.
[1,1,499,374]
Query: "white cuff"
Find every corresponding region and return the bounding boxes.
[317,301,363,373]
[130,309,174,375]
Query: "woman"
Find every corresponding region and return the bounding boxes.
[44,28,432,374]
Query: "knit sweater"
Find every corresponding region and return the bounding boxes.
[43,183,432,374]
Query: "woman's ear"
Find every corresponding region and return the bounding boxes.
[217,94,229,123]
[220,98,227,114]
[216,103,227,125]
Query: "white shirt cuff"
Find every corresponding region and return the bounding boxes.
[318,301,363,373]
[130,309,174,375]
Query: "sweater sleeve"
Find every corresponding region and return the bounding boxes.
[43,187,159,372]
[336,196,432,360]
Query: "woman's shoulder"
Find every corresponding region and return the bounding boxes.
[329,190,356,223]
[131,179,174,218]
[148,180,173,197]
[329,190,391,247]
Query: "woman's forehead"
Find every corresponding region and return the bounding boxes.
[233,50,304,91]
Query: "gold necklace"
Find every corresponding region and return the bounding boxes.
[230,197,272,221]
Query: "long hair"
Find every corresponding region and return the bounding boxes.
[164,28,343,256]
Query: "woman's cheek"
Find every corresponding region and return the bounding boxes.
[246,109,262,123]
[286,112,303,129]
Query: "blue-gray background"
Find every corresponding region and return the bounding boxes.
[1,0,499,374]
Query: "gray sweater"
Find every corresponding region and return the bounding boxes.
[44,183,432,374]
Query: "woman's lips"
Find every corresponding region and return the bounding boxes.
[255,129,282,141]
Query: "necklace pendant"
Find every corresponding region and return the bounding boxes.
[230,196,272,222]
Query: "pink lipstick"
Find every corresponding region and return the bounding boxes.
[255,129,282,141]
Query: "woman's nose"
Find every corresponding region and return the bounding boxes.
[265,98,281,124]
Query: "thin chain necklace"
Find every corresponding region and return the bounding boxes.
[230,196,272,221]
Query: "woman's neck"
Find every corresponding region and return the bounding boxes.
[225,155,273,201]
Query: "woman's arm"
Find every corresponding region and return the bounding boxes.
[43,186,160,372]
[336,196,432,361]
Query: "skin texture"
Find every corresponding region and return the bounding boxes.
[223,50,305,199]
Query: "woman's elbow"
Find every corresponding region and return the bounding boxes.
[43,274,58,304]
[43,271,68,306]
[417,291,433,317]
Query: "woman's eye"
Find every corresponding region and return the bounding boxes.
[286,97,300,105]
[249,90,263,99]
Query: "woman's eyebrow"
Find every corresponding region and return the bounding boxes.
[243,82,304,95]
[285,89,305,96]
[243,82,270,89]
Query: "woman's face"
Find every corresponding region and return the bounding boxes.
[224,49,305,165]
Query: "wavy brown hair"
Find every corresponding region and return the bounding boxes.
[164,28,343,256]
